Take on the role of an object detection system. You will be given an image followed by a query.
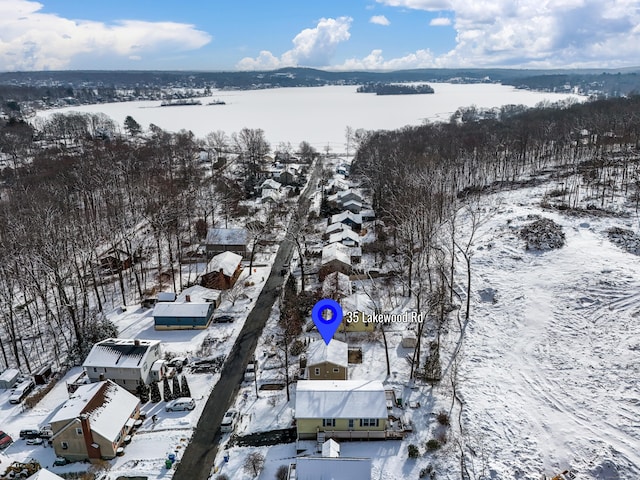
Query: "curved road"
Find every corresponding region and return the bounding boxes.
[174,160,321,480]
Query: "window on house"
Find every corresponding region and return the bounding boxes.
[322,419,335,427]
[76,428,82,435]
[332,368,339,373]
[359,418,379,427]
[348,419,354,429]
[93,367,97,373]
[314,368,320,376]
[61,442,68,450]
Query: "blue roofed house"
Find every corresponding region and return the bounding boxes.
[152,285,220,330]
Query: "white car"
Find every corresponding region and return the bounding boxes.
[220,409,238,433]
[165,397,195,412]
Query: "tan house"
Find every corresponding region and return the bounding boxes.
[306,339,348,380]
[339,293,376,333]
[50,380,140,462]
[295,380,388,440]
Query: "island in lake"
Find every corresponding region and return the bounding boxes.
[356,82,435,95]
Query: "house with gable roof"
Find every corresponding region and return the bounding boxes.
[201,251,243,290]
[305,339,348,380]
[82,338,162,391]
[152,285,220,330]
[50,380,140,462]
[330,211,362,232]
[204,228,249,259]
[295,380,388,440]
[319,243,352,281]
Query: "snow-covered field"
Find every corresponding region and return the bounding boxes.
[457,186,640,480]
[35,84,583,150]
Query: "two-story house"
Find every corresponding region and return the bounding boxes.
[82,338,162,392]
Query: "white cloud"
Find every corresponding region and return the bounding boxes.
[0,0,212,70]
[237,17,352,70]
[335,48,437,71]
[429,17,451,26]
[370,15,391,26]
[375,0,640,68]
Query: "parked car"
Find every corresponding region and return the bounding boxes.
[9,379,35,404]
[167,356,189,372]
[220,409,238,433]
[26,437,43,446]
[213,315,234,323]
[165,397,196,412]
[53,457,68,466]
[19,429,40,439]
[39,426,53,439]
[0,431,13,449]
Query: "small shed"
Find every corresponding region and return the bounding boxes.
[157,292,177,302]
[150,360,167,382]
[34,364,53,385]
[0,368,19,389]
[401,331,417,348]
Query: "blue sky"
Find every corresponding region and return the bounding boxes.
[1,0,639,71]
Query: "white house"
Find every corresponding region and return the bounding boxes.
[82,338,162,391]
[328,229,361,247]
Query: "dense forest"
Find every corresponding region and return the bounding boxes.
[356,83,435,95]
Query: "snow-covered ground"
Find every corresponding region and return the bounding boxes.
[456,185,640,480]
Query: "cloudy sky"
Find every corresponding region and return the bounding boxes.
[1,0,639,71]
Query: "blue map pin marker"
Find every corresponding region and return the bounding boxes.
[312,299,343,345]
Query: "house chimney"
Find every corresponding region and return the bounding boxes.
[99,373,105,382]
[79,414,101,459]
[134,339,141,347]
[185,294,191,302]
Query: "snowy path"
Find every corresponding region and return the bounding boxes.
[458,190,640,480]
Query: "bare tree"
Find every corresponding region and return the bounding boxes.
[243,451,265,477]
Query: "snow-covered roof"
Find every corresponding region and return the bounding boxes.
[27,470,65,480]
[83,338,160,369]
[0,368,19,381]
[326,222,352,236]
[178,285,221,303]
[307,339,348,368]
[261,188,280,203]
[157,292,177,302]
[337,189,363,203]
[340,293,376,314]
[321,243,351,267]
[152,302,211,318]
[328,229,361,246]
[330,211,362,225]
[296,457,372,479]
[295,380,387,419]
[205,251,242,277]
[322,438,340,458]
[259,178,281,190]
[50,380,139,443]
[321,272,352,299]
[205,228,248,246]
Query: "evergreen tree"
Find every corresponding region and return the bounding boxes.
[136,382,150,403]
[150,381,161,403]
[172,375,181,398]
[180,375,191,397]
[162,377,173,401]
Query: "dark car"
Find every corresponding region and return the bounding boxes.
[19,429,40,439]
[0,431,13,449]
[213,315,234,323]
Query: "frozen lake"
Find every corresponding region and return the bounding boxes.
[37,84,584,151]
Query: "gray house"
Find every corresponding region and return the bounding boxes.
[82,338,162,392]
[204,228,249,259]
